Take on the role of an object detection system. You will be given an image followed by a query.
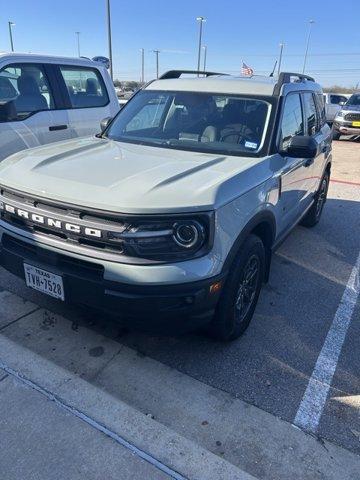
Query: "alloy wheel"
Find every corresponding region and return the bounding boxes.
[316,178,328,218]
[234,254,260,324]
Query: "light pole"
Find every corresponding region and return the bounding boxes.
[152,50,160,79]
[302,20,315,74]
[8,21,15,52]
[140,48,145,83]
[202,45,207,72]
[106,0,114,80]
[196,16,206,75]
[75,32,81,57]
[277,42,284,76]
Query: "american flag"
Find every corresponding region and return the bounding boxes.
[241,61,254,76]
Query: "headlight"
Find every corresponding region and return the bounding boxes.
[173,221,204,248]
[106,214,213,262]
[335,111,344,118]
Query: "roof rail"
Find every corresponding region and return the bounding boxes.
[273,71,315,95]
[159,70,227,79]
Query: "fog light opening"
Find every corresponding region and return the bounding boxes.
[210,281,223,294]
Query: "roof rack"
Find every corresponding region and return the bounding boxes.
[159,70,227,79]
[273,71,315,95]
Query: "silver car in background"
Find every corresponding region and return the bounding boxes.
[333,92,360,139]
[323,92,349,125]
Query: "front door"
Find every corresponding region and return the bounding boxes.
[277,92,314,232]
[0,62,71,161]
[57,65,117,138]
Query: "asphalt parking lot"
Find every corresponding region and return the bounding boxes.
[0,136,359,479]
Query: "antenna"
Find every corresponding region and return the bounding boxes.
[270,60,278,77]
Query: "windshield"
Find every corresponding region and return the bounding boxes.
[346,94,360,106]
[106,90,272,156]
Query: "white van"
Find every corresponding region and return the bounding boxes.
[0,53,120,161]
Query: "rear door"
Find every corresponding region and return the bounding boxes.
[302,91,329,197]
[0,63,71,161]
[313,92,332,187]
[56,65,118,138]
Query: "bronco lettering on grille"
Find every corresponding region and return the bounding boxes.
[0,201,102,238]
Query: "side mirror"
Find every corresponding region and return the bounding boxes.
[285,135,318,159]
[100,116,113,132]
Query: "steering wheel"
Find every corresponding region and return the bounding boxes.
[219,130,245,144]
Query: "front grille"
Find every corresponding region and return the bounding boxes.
[344,113,360,122]
[2,234,104,280]
[0,187,125,255]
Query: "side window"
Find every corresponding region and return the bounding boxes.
[125,96,167,132]
[303,92,319,136]
[59,67,109,108]
[279,93,304,151]
[330,94,347,105]
[0,63,54,122]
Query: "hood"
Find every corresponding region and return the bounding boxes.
[0,137,271,214]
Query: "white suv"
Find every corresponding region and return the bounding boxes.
[0,53,120,161]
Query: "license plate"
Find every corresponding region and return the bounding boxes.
[24,264,64,301]
[352,121,360,127]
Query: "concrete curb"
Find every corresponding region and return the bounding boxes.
[0,334,256,480]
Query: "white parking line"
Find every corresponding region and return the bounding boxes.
[294,251,360,434]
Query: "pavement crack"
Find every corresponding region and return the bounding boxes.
[89,345,125,382]
[0,373,9,383]
[0,307,41,332]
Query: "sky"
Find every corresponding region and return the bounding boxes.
[1,0,360,87]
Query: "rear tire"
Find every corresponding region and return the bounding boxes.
[209,234,265,341]
[301,172,329,228]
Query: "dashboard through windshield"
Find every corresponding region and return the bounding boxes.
[106,90,273,157]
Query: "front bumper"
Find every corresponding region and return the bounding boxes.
[333,120,360,136]
[0,231,225,330]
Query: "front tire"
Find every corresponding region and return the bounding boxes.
[332,130,341,140]
[301,172,329,228]
[209,234,265,341]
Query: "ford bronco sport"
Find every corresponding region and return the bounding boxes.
[0,70,332,340]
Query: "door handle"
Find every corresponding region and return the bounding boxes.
[304,158,314,167]
[49,125,68,131]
